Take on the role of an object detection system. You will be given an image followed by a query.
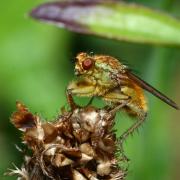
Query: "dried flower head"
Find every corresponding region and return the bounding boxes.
[7,101,128,180]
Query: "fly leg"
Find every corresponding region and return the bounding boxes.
[103,87,147,161]
[66,89,78,110]
[118,85,147,148]
[102,90,131,161]
[86,97,94,107]
[119,109,147,144]
[67,78,96,110]
[117,111,147,162]
[108,100,130,115]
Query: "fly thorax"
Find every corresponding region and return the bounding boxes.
[93,68,115,88]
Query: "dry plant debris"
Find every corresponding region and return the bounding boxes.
[7,101,128,180]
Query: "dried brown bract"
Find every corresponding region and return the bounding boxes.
[7,102,128,180]
[11,101,37,130]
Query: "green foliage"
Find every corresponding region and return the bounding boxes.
[30,1,180,46]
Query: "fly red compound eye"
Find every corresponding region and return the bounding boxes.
[82,58,93,70]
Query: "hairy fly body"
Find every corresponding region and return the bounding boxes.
[67,52,179,142]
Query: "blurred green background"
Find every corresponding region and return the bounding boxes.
[0,0,179,179]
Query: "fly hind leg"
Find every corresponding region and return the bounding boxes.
[103,88,147,161]
[117,103,147,162]
[119,103,147,144]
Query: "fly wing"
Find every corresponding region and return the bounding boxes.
[127,71,179,110]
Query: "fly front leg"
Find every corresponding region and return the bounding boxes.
[67,78,96,109]
[66,90,78,110]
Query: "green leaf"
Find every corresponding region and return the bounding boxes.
[30,0,180,46]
